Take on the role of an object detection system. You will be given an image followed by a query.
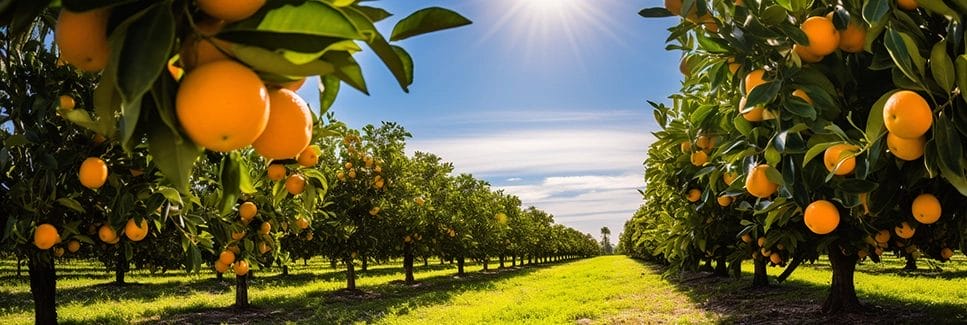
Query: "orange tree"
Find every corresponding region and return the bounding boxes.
[638,0,967,312]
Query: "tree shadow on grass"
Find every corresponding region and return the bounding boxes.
[138,261,568,324]
[628,258,967,325]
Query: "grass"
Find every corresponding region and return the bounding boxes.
[0,254,964,324]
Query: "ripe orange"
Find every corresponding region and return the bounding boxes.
[336,171,346,181]
[770,253,782,264]
[746,164,778,198]
[791,89,813,105]
[717,196,732,206]
[911,193,941,224]
[176,60,269,152]
[744,69,767,95]
[285,174,306,195]
[219,250,236,265]
[883,90,932,139]
[67,240,81,253]
[757,237,766,247]
[800,16,840,56]
[55,9,110,72]
[941,248,953,260]
[214,261,229,273]
[874,229,890,243]
[743,106,765,122]
[726,57,741,74]
[34,224,59,250]
[79,157,108,190]
[723,171,738,186]
[297,145,321,167]
[894,222,915,239]
[258,241,271,254]
[896,0,918,10]
[679,56,691,76]
[259,222,271,235]
[838,21,867,53]
[296,217,310,230]
[231,231,246,241]
[282,78,307,92]
[696,134,715,150]
[741,233,752,243]
[252,89,313,159]
[98,224,118,243]
[886,133,925,161]
[686,188,702,202]
[823,144,858,175]
[267,164,286,181]
[239,202,257,223]
[197,0,265,21]
[59,95,75,110]
[348,169,358,179]
[760,248,772,257]
[179,19,230,71]
[793,44,823,63]
[804,200,840,235]
[233,260,250,276]
[680,141,692,153]
[345,162,353,170]
[690,151,708,166]
[124,218,149,241]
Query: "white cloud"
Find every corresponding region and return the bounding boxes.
[506,177,523,182]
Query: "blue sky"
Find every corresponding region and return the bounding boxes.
[297,0,680,242]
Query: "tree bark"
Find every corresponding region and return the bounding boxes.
[361,257,368,272]
[457,256,465,276]
[282,265,289,276]
[713,256,728,277]
[751,256,769,288]
[403,243,415,285]
[303,258,308,266]
[115,250,126,285]
[483,257,489,271]
[216,269,223,281]
[729,259,742,279]
[235,273,249,308]
[903,255,917,271]
[17,255,22,277]
[823,247,862,313]
[29,255,57,325]
[422,256,428,267]
[345,258,357,290]
[511,255,516,267]
[499,256,505,268]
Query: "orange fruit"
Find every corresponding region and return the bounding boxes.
[690,151,708,166]
[124,218,149,241]
[679,56,691,76]
[345,162,353,170]
[760,248,772,257]
[770,253,782,264]
[793,44,824,63]
[53,247,65,257]
[800,16,840,56]
[723,171,738,185]
[214,261,229,273]
[886,133,925,161]
[746,164,778,198]
[227,244,241,254]
[874,229,890,243]
[823,144,858,176]
[741,233,752,243]
[297,145,321,167]
[858,249,869,259]
[336,171,346,181]
[282,78,307,92]
[348,169,358,179]
[67,240,81,253]
[285,174,306,195]
[55,9,110,72]
[98,224,118,243]
[895,222,915,239]
[717,196,732,206]
[258,241,271,254]
[804,200,840,235]
[940,248,953,260]
[792,89,813,105]
[883,90,932,139]
[838,21,867,53]
[696,134,715,150]
[197,0,265,21]
[176,60,270,152]
[680,141,692,153]
[369,206,381,216]
[744,69,767,95]
[79,157,108,190]
[179,18,230,71]
[259,222,271,235]
[233,260,250,276]
[267,164,286,181]
[231,231,246,241]
[896,0,918,10]
[743,106,765,122]
[239,202,257,223]
[296,217,310,230]
[911,193,941,224]
[252,89,313,159]
[59,95,76,110]
[757,237,766,247]
[34,224,59,250]
[686,188,702,202]
[219,250,236,265]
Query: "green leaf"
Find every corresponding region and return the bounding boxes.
[322,50,368,94]
[157,186,183,206]
[3,134,28,147]
[148,123,201,194]
[864,90,900,143]
[803,142,836,167]
[929,40,955,93]
[933,114,966,196]
[116,3,174,106]
[60,109,101,133]
[355,5,392,22]
[690,104,716,125]
[836,179,878,193]
[238,158,257,195]
[917,0,960,22]
[390,7,472,42]
[639,7,674,17]
[218,154,241,217]
[862,0,890,27]
[92,70,120,138]
[319,75,341,113]
[957,55,967,105]
[233,44,336,77]
[345,7,411,92]
[393,45,414,86]
[56,198,86,213]
[746,81,781,108]
[784,96,816,120]
[883,28,924,84]
[257,1,361,40]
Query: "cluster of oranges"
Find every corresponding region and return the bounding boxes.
[335,135,387,192]
[742,235,787,266]
[214,249,249,276]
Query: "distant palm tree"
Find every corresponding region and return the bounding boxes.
[600,227,613,255]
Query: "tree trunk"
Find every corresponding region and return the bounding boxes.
[115,250,126,285]
[361,257,368,272]
[423,256,428,267]
[282,265,289,276]
[235,273,249,308]
[403,244,415,285]
[216,271,223,281]
[903,255,917,271]
[330,258,337,269]
[457,256,465,276]
[511,255,516,267]
[822,247,862,313]
[751,256,769,288]
[345,258,357,290]
[29,255,57,325]
[483,258,489,271]
[303,258,308,266]
[713,256,728,277]
[17,255,22,277]
[699,258,714,272]
[499,256,505,268]
[729,259,742,279]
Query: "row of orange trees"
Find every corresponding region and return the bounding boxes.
[0,0,474,323]
[625,0,966,313]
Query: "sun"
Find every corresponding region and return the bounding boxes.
[525,0,577,11]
